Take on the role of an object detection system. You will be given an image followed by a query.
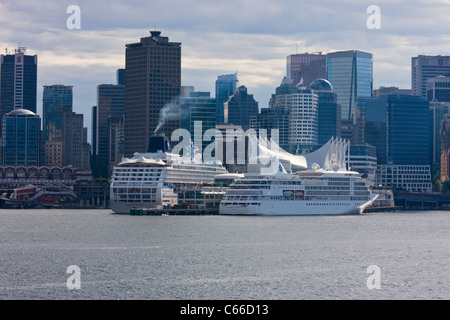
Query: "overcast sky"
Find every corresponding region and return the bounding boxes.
[1,0,450,140]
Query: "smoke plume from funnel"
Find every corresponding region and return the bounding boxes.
[154,96,181,134]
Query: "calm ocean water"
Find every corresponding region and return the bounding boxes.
[0,208,449,300]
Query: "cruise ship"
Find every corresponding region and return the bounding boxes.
[110,138,228,214]
[219,137,378,216]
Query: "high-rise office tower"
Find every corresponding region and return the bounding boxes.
[264,77,319,153]
[253,105,290,151]
[326,50,373,122]
[373,86,412,97]
[355,96,388,163]
[412,55,450,98]
[116,68,125,86]
[97,71,125,176]
[426,75,450,102]
[45,105,90,170]
[286,85,318,149]
[357,95,432,193]
[224,85,259,131]
[108,115,124,172]
[310,78,341,145]
[430,101,450,172]
[356,95,430,165]
[0,47,37,116]
[286,52,326,87]
[42,85,73,139]
[349,144,378,184]
[180,88,217,153]
[91,105,98,174]
[215,73,238,124]
[424,76,450,173]
[2,109,40,166]
[440,114,450,182]
[124,31,181,157]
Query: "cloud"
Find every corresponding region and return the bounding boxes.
[1,0,450,141]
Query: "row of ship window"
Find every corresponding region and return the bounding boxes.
[223,196,368,201]
[115,173,162,177]
[305,185,353,190]
[118,195,156,200]
[306,203,352,206]
[113,188,158,193]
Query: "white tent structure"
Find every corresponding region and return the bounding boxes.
[248,135,350,173]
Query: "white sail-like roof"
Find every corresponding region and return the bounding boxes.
[249,135,349,172]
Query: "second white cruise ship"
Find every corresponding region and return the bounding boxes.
[219,137,378,215]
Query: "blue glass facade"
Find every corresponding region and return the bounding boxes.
[181,91,217,152]
[42,85,73,139]
[357,95,430,166]
[215,73,238,124]
[356,96,388,164]
[326,50,373,121]
[97,83,125,177]
[388,95,430,165]
[310,79,341,145]
[426,76,450,102]
[2,109,40,166]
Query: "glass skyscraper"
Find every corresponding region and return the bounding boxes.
[357,95,430,166]
[357,95,432,192]
[430,101,450,171]
[181,90,216,153]
[310,78,341,145]
[215,73,238,124]
[42,85,73,139]
[326,50,373,122]
[425,76,450,173]
[97,79,124,176]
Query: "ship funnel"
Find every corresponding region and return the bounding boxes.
[148,136,170,153]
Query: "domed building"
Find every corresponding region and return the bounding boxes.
[310,78,334,92]
[2,108,41,166]
[5,108,38,116]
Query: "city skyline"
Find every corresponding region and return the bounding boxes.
[1,1,450,140]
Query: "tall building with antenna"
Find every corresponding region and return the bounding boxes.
[286,52,326,87]
[0,46,37,116]
[124,31,181,157]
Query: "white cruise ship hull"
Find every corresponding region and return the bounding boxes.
[219,194,378,216]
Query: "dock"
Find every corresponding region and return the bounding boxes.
[364,206,402,213]
[129,208,219,216]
